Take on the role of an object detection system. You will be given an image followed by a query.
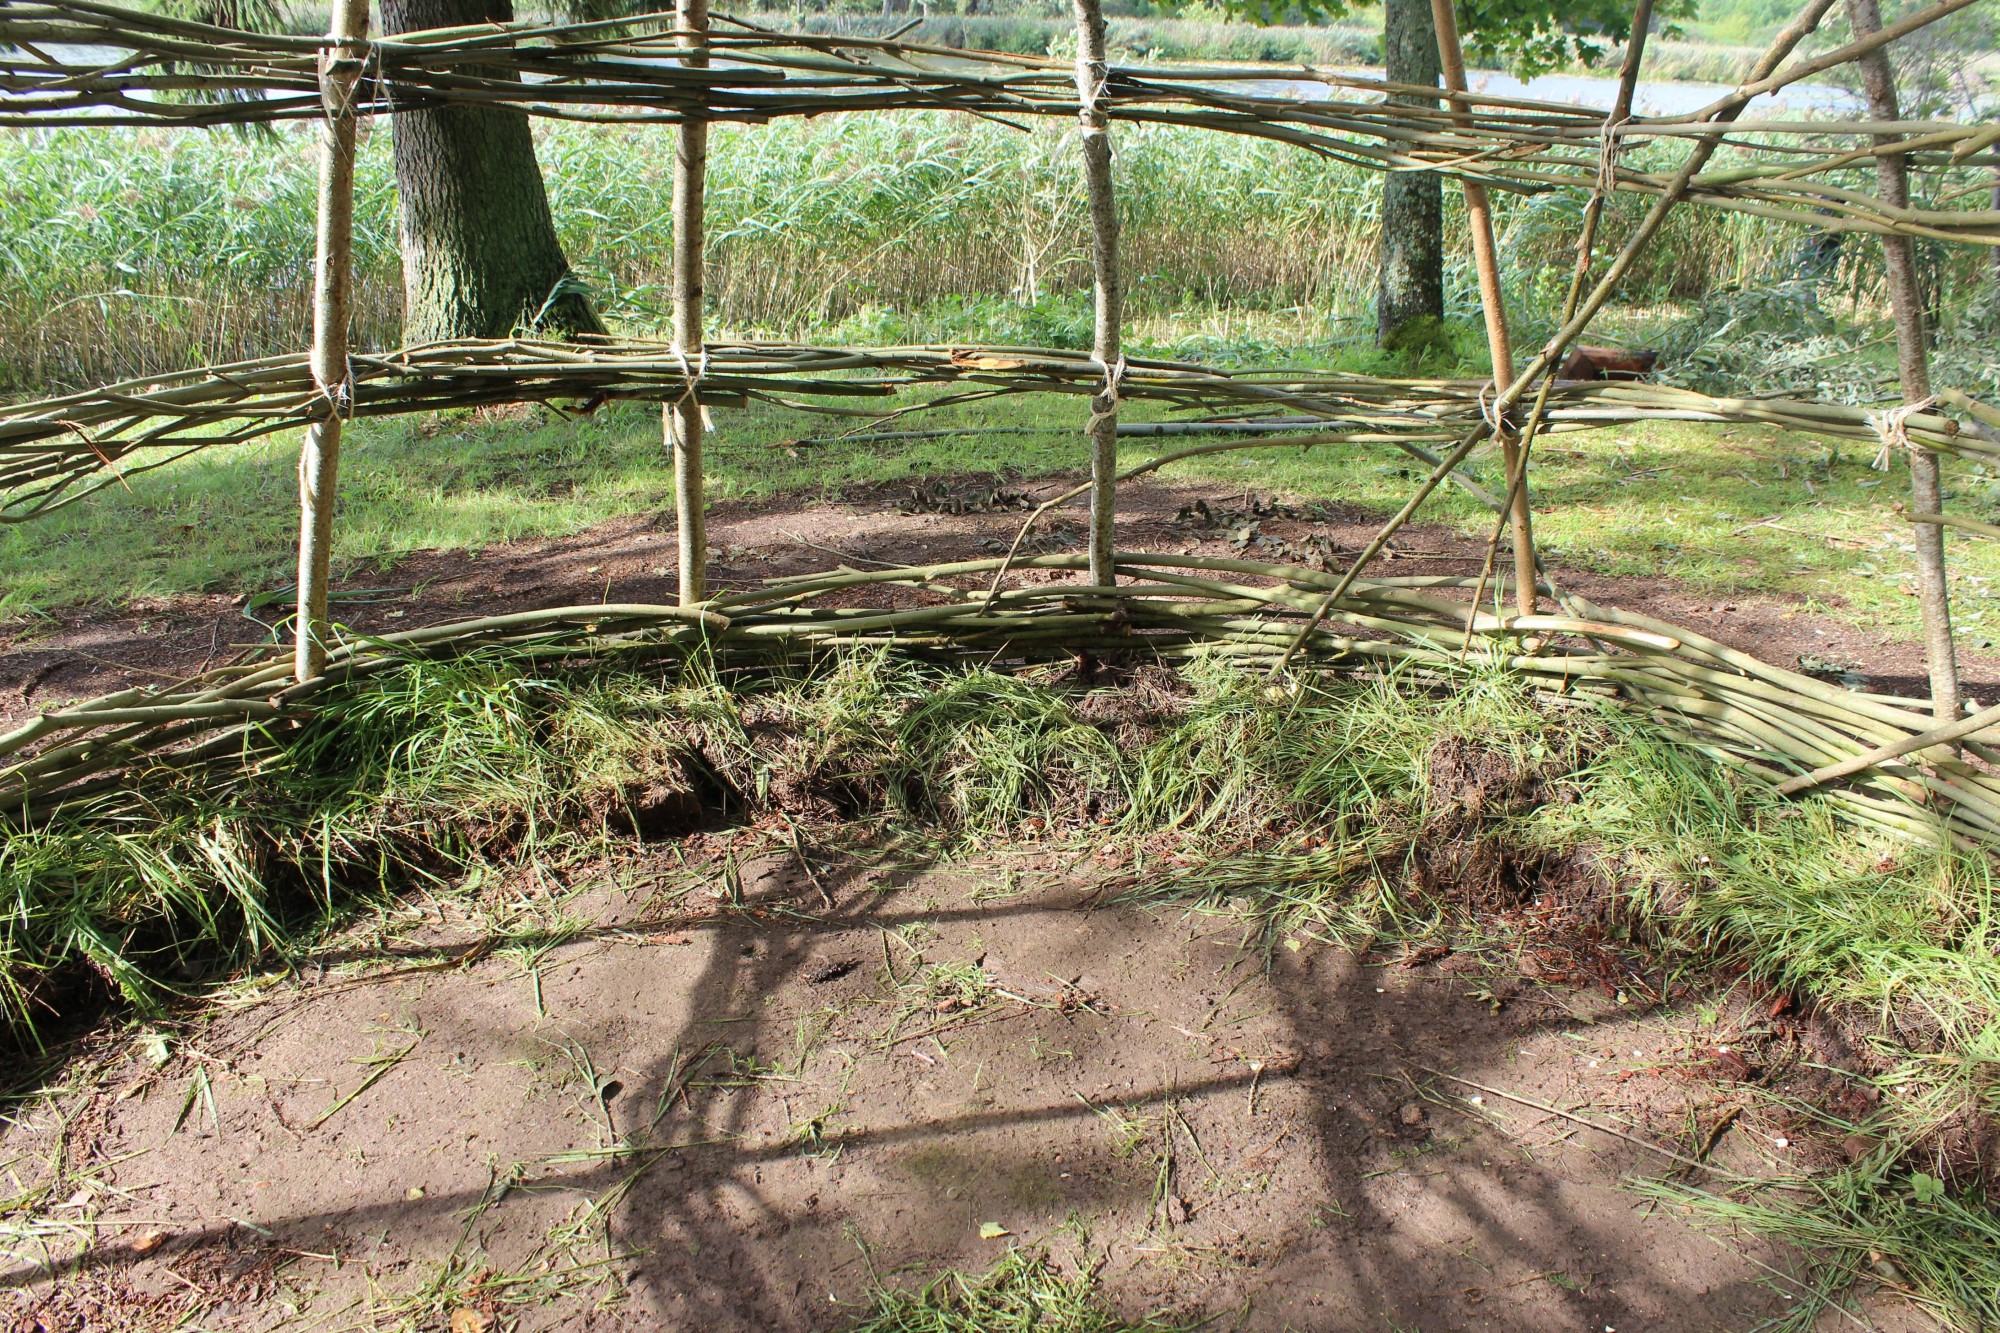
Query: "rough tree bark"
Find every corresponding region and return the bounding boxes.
[381,0,603,343]
[1846,0,1961,725]
[1377,0,1444,347]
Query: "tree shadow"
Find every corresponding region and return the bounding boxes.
[3,847,1805,1332]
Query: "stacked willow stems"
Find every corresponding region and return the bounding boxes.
[3,555,1995,848]
[2,337,1993,520]
[3,0,1999,241]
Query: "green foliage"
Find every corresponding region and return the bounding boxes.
[1686,0,1802,44]
[0,105,1854,393]
[1206,0,1698,75]
[1455,0,1699,75]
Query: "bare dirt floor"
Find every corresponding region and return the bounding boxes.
[0,474,1960,1331]
[0,845,1932,1332]
[5,472,1998,731]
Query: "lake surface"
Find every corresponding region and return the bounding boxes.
[1238,68,1865,117]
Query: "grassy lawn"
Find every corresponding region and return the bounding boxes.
[6,391,1999,647]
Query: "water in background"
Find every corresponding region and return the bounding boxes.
[1243,69,1864,116]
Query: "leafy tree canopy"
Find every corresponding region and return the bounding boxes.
[1220,0,1699,76]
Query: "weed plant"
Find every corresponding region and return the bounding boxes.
[1640,1156,2000,1330]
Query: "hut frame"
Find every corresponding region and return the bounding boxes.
[3,0,2000,845]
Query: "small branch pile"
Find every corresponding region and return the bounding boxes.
[3,553,1991,846]
[3,336,1992,521]
[4,1,1998,241]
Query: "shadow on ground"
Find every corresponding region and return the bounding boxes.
[1,846,1910,1331]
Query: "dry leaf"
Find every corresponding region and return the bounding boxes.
[977,1222,1010,1240]
[449,1310,494,1333]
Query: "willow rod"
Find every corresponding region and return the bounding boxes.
[10,554,2000,848]
[1464,0,1654,650]
[1073,0,1121,589]
[1268,0,1838,679]
[669,0,710,606]
[1431,0,1533,619]
[9,341,1994,524]
[294,0,368,683]
[6,3,2000,245]
[1847,0,1958,727]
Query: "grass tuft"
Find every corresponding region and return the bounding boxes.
[1640,1162,2000,1332]
[842,1248,1189,1333]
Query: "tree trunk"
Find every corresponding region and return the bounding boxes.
[1376,0,1443,347]
[381,0,602,343]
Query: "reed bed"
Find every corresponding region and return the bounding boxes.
[1,551,1991,848]
[2,335,1992,520]
[4,114,1804,394]
[3,1,1998,245]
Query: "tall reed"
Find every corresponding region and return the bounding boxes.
[0,111,1803,393]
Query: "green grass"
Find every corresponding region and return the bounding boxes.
[1640,1160,2000,1331]
[842,1248,1189,1333]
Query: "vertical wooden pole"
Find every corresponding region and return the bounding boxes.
[294,0,370,683]
[1073,0,1122,588]
[1430,0,1535,617]
[668,0,710,606]
[1846,0,1960,725]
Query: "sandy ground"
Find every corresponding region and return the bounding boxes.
[2,843,1926,1332]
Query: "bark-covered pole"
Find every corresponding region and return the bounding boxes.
[1073,0,1122,587]
[1429,0,1535,617]
[294,0,370,683]
[667,0,710,605]
[1847,0,1960,724]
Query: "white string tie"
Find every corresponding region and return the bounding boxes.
[1869,395,1936,472]
[1088,353,1127,431]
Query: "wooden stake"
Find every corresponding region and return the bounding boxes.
[1073,0,1122,588]
[1430,0,1534,617]
[668,0,710,606]
[294,0,370,684]
[1460,0,1654,646]
[1846,0,1959,726]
